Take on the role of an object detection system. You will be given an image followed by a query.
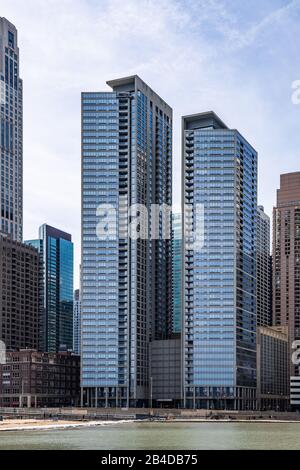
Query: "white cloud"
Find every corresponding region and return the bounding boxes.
[221,0,300,51]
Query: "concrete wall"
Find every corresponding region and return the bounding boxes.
[150,338,181,403]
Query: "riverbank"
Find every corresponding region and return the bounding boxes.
[0,406,300,431]
[2,421,300,450]
[0,418,133,432]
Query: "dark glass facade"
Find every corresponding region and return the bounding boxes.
[257,205,272,327]
[73,289,81,355]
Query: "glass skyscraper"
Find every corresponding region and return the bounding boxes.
[26,224,74,352]
[172,213,182,334]
[182,112,257,410]
[81,75,172,407]
[0,18,23,241]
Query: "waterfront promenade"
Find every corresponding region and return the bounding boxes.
[0,407,299,427]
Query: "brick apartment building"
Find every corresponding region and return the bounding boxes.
[0,235,39,351]
[0,350,80,407]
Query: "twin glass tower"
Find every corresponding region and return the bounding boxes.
[182,112,257,410]
[81,78,258,409]
[81,76,172,407]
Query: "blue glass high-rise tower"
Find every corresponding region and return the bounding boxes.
[182,112,257,410]
[81,76,172,407]
[26,225,74,353]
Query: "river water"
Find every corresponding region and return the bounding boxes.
[0,422,300,450]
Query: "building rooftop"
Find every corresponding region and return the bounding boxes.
[39,224,72,242]
[107,75,172,114]
[277,171,300,206]
[106,75,138,90]
[182,111,228,131]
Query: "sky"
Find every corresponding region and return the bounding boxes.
[1,0,300,288]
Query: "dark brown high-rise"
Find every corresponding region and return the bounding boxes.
[0,234,39,351]
[273,172,300,371]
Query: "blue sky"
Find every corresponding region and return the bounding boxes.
[1,0,300,287]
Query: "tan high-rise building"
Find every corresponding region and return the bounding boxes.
[273,172,300,372]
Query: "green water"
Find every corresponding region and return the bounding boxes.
[0,422,300,450]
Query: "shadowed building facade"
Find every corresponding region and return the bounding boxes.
[257,205,272,327]
[257,326,289,411]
